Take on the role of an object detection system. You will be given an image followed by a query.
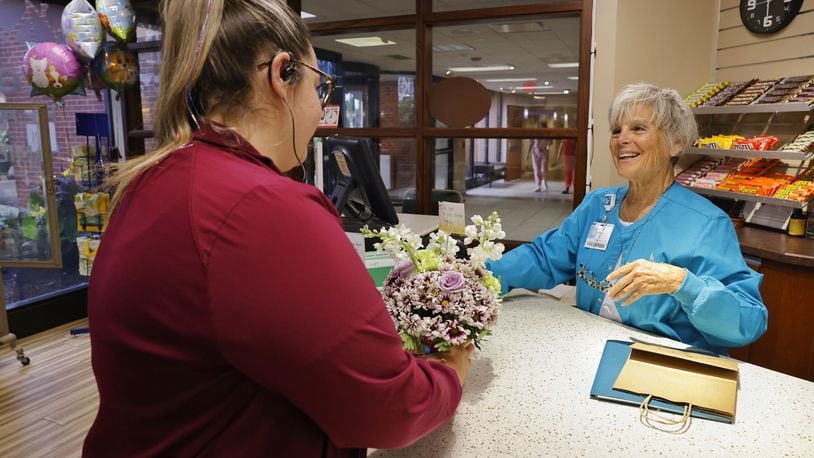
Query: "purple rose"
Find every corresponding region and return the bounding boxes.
[438,271,465,292]
[393,260,416,278]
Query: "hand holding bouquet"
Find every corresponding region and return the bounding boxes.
[362,212,505,353]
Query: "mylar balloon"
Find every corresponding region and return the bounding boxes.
[93,46,139,97]
[23,42,82,105]
[96,0,136,44]
[61,0,104,61]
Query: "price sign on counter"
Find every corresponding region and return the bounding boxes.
[345,232,365,261]
[318,105,340,128]
[439,201,466,235]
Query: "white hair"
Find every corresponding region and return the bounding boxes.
[608,83,698,153]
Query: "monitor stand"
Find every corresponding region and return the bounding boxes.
[342,214,388,234]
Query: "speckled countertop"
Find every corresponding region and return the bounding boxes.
[369,289,814,457]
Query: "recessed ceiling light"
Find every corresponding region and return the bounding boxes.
[488,22,547,34]
[432,44,475,52]
[544,81,550,85]
[514,85,553,90]
[447,65,515,73]
[335,37,397,48]
[548,62,579,68]
[563,90,570,94]
[485,77,537,82]
[301,11,315,19]
[568,76,579,80]
[533,95,547,100]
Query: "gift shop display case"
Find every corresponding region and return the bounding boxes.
[0,103,63,365]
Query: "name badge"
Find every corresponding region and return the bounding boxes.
[585,222,614,250]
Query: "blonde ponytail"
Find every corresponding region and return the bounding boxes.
[106,0,311,211]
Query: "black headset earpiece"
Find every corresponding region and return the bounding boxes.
[280,52,298,82]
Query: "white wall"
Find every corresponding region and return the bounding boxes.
[591,0,719,189]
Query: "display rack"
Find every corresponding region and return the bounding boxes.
[692,102,813,115]
[683,100,813,212]
[685,187,808,209]
[685,147,812,161]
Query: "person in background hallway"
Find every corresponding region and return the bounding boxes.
[83,0,471,456]
[529,119,550,192]
[558,137,576,194]
[487,83,767,355]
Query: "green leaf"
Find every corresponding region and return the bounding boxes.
[400,333,422,353]
[28,191,45,209]
[21,216,38,239]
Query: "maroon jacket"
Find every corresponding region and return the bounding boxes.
[83,125,462,457]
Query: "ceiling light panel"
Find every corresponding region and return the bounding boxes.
[488,21,548,34]
[335,37,397,48]
[432,43,475,52]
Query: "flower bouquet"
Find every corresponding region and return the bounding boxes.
[361,212,505,353]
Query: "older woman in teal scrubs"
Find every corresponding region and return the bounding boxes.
[487,83,767,354]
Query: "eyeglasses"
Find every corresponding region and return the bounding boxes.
[577,263,612,294]
[258,53,336,109]
[299,61,336,109]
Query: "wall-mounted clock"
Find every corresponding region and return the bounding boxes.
[740,0,803,34]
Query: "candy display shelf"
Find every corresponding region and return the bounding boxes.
[685,147,813,161]
[683,186,811,209]
[684,97,813,211]
[693,102,813,115]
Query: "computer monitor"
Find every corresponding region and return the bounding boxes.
[324,136,399,228]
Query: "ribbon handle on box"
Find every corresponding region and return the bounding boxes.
[638,394,692,434]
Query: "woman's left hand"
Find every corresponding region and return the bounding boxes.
[606,259,686,306]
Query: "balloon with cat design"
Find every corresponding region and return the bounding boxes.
[22,42,83,105]
[93,45,139,98]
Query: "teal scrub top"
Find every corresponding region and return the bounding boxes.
[487,182,768,354]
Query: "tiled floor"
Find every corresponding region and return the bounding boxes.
[464,178,573,241]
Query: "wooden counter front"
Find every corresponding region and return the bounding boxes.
[736,226,814,268]
[731,226,814,381]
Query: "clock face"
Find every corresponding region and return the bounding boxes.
[740,0,803,34]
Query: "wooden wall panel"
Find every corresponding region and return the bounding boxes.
[717,56,814,81]
[717,34,814,68]
[718,11,814,48]
[719,6,742,29]
[716,0,814,81]
[720,0,740,10]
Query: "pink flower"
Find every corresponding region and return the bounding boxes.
[392,259,416,278]
[438,271,465,292]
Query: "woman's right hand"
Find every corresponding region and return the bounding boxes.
[424,343,475,386]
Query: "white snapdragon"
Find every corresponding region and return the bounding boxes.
[427,230,460,259]
[462,211,505,264]
[363,224,423,261]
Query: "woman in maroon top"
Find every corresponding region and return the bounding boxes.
[83,0,471,456]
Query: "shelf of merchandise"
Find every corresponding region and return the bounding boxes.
[683,186,810,209]
[693,102,813,115]
[685,147,813,161]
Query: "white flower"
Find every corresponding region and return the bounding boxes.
[365,212,505,353]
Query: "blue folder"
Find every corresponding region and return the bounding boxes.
[589,340,734,424]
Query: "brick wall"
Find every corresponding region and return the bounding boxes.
[1,0,108,209]
[379,79,416,191]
